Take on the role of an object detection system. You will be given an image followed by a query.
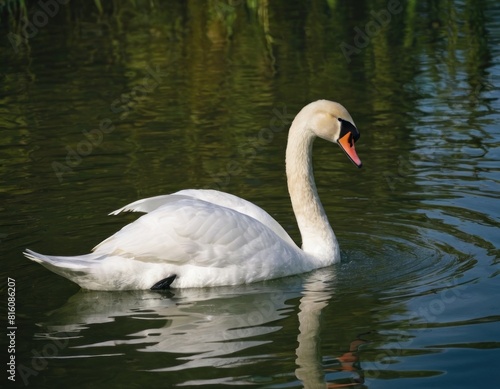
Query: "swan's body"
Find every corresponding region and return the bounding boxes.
[25,100,362,290]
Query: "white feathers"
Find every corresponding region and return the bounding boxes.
[24,100,360,290]
[26,195,308,289]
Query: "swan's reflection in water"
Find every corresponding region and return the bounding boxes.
[295,270,366,388]
[38,269,367,386]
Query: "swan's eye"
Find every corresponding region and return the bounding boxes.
[338,118,360,143]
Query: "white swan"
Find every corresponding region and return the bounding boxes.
[24,100,362,290]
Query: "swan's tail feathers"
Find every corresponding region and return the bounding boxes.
[24,249,105,280]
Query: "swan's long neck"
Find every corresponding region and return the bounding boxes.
[286,113,338,263]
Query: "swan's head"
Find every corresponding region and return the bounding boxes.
[304,100,362,168]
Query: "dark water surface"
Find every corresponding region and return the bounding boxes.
[1,1,499,388]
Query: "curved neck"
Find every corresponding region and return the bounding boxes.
[285,115,338,262]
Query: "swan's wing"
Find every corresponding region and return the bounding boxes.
[110,189,296,246]
[108,194,191,215]
[94,197,299,270]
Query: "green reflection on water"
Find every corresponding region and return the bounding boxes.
[0,1,499,388]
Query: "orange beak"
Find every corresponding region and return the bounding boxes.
[338,132,362,168]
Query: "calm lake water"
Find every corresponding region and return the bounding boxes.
[1,1,500,388]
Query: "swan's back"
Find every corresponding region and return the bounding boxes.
[109,189,296,247]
